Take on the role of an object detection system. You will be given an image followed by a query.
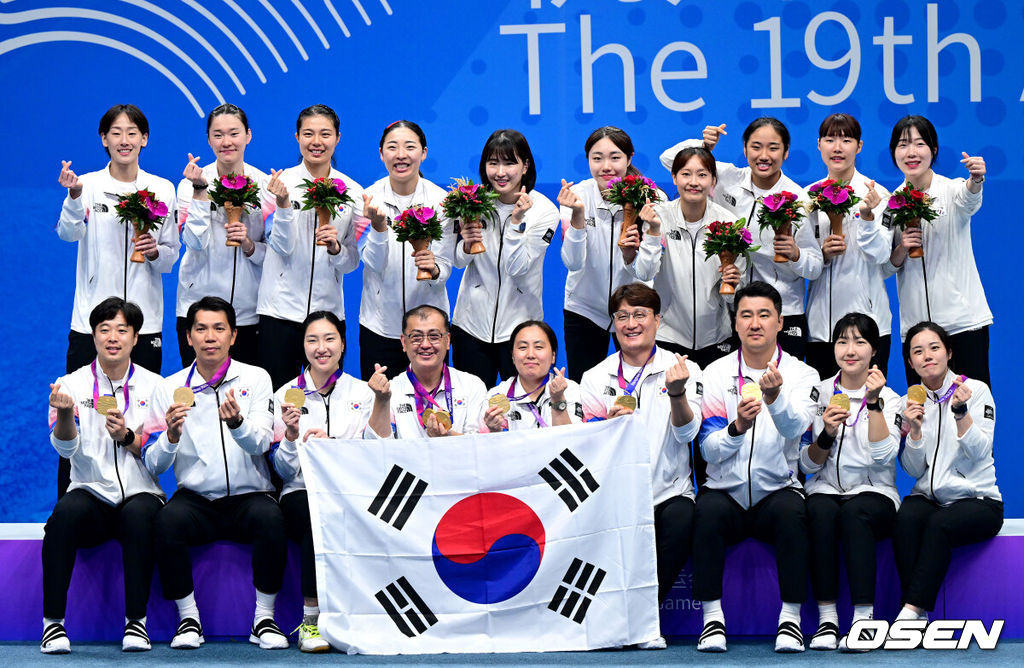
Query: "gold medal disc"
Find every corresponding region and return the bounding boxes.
[740,383,763,402]
[95,395,118,416]
[420,408,435,425]
[488,394,511,413]
[907,384,928,405]
[434,410,453,430]
[615,395,638,410]
[173,387,195,406]
[830,393,851,411]
[284,388,306,409]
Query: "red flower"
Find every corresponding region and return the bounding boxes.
[910,190,925,201]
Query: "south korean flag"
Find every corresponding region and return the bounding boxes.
[299,416,659,654]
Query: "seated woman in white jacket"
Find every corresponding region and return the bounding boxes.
[803,114,894,378]
[885,115,992,387]
[480,320,583,432]
[272,310,373,653]
[451,130,559,388]
[633,146,740,369]
[894,321,1002,634]
[799,313,902,652]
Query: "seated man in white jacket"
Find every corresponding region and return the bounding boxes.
[144,297,287,650]
[694,281,819,653]
[367,305,486,439]
[579,283,702,650]
[42,298,164,654]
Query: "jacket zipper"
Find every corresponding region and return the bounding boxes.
[306,219,316,317]
[835,423,847,493]
[929,406,942,498]
[401,241,407,315]
[213,386,232,496]
[689,230,697,348]
[108,377,126,503]
[490,215,506,343]
[607,208,616,329]
[323,391,332,436]
[747,418,757,508]
[123,222,129,301]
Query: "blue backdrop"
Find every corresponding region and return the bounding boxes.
[1,0,1019,520]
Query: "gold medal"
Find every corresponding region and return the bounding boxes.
[830,393,851,411]
[740,383,763,402]
[420,408,435,425]
[907,384,927,405]
[488,394,511,414]
[615,395,637,410]
[173,387,195,406]
[434,410,452,430]
[284,388,306,409]
[95,395,118,416]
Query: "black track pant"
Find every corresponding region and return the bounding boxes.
[563,310,616,383]
[280,490,317,600]
[692,487,808,603]
[359,325,410,381]
[806,491,896,604]
[42,489,162,620]
[450,325,515,389]
[154,489,287,601]
[655,495,695,602]
[892,494,1002,611]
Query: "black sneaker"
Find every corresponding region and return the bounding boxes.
[249,617,288,650]
[122,619,151,652]
[170,617,204,649]
[697,620,727,652]
[809,620,838,650]
[41,622,70,654]
[775,620,805,653]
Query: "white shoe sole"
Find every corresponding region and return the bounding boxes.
[249,633,288,650]
[170,633,204,650]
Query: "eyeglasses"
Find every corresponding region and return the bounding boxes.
[404,331,447,345]
[612,309,653,324]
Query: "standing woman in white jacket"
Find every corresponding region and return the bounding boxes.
[660,119,822,359]
[558,126,666,382]
[633,146,740,369]
[886,115,992,387]
[176,103,286,367]
[799,313,902,651]
[451,130,560,387]
[256,104,364,389]
[804,114,894,379]
[894,321,1002,630]
[359,121,451,380]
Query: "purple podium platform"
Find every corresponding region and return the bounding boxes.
[1,521,1020,642]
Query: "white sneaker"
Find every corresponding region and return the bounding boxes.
[809,621,838,650]
[40,623,70,654]
[170,617,204,649]
[249,617,288,650]
[775,621,805,653]
[697,621,727,652]
[636,635,667,650]
[297,622,330,653]
[122,620,151,652]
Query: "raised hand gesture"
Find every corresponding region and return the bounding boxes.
[702,124,727,151]
[59,161,83,199]
[266,169,290,208]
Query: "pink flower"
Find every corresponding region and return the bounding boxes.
[145,198,168,219]
[458,184,478,197]
[413,207,435,224]
[888,195,906,210]
[740,228,753,244]
[221,174,248,190]
[605,177,622,188]
[823,184,850,205]
[333,179,347,196]
[762,193,785,211]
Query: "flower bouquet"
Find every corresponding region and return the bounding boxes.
[300,177,354,246]
[807,179,861,237]
[115,189,168,262]
[702,218,758,295]
[757,191,805,262]
[393,206,444,280]
[441,178,499,255]
[886,183,937,258]
[209,173,261,247]
[602,174,661,247]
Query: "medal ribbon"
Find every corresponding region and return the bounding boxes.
[933,374,967,405]
[507,374,552,428]
[617,347,657,395]
[91,359,134,411]
[296,366,342,395]
[736,344,782,394]
[832,376,868,427]
[185,357,231,393]
[407,365,453,427]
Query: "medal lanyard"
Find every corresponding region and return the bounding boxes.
[617,347,657,396]
[736,344,782,394]
[933,374,967,405]
[832,376,868,427]
[407,365,453,426]
[508,374,551,428]
[91,359,134,411]
[296,366,342,395]
[185,357,231,393]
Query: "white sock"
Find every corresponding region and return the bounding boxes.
[701,599,724,627]
[254,589,277,621]
[852,605,873,622]
[779,602,801,626]
[817,603,838,627]
[174,592,200,622]
[896,606,924,621]
[303,605,320,625]
[43,617,64,631]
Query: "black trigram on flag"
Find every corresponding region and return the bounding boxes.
[538,448,599,511]
[548,558,606,624]
[367,464,427,530]
[374,577,437,638]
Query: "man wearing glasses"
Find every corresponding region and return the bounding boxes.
[367,305,486,438]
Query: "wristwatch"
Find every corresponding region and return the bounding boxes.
[116,428,135,447]
[866,397,884,412]
[224,415,244,430]
[552,399,568,412]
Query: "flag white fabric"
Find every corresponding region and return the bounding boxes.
[298,416,660,654]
